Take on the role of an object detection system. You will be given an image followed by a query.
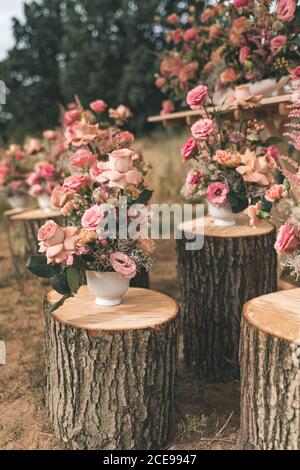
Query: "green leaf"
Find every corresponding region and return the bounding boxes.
[275,170,284,184]
[50,272,71,295]
[283,177,290,191]
[66,268,81,292]
[47,293,72,314]
[27,256,56,278]
[261,197,272,213]
[264,136,282,146]
[134,189,154,204]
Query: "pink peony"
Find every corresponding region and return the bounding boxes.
[110,252,137,279]
[38,222,80,264]
[181,137,197,162]
[40,163,56,179]
[29,184,43,197]
[70,149,96,168]
[43,130,57,140]
[206,182,229,206]
[167,13,179,25]
[276,0,296,22]
[183,27,198,42]
[90,99,107,113]
[247,201,262,228]
[63,173,90,192]
[191,118,215,140]
[81,204,105,230]
[186,85,208,110]
[265,184,286,202]
[275,223,300,253]
[239,46,250,64]
[234,0,248,8]
[270,35,286,55]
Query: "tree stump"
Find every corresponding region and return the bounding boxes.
[176,215,277,383]
[239,289,300,450]
[44,286,178,450]
[9,208,64,275]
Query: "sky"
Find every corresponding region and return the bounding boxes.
[0,0,24,59]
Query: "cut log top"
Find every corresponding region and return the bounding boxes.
[11,208,61,221]
[178,215,275,238]
[47,286,178,333]
[3,208,31,218]
[244,288,300,343]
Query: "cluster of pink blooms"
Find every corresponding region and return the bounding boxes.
[155,0,299,112]
[180,84,277,209]
[0,144,28,194]
[35,97,154,279]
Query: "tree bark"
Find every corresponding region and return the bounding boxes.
[44,299,178,450]
[239,317,300,450]
[176,228,277,382]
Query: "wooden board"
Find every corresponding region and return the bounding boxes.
[11,208,61,221]
[244,288,300,343]
[178,215,275,238]
[148,94,291,123]
[47,286,178,332]
[3,208,31,218]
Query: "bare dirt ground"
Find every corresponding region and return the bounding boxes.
[0,227,239,450]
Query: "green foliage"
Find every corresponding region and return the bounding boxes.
[227,191,248,214]
[134,189,154,204]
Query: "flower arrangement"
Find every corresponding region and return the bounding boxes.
[246,67,300,277]
[0,144,29,205]
[154,3,225,113]
[204,0,300,91]
[27,98,155,312]
[180,84,278,217]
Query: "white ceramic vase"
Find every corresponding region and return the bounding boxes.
[8,194,27,211]
[207,202,242,227]
[37,193,52,212]
[249,76,289,97]
[86,270,130,306]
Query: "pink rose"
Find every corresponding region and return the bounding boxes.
[50,186,68,209]
[171,28,182,45]
[110,252,137,279]
[15,150,25,161]
[98,149,142,189]
[45,181,59,195]
[183,27,198,42]
[291,66,300,80]
[70,149,96,168]
[38,223,80,264]
[116,131,135,146]
[0,166,9,178]
[65,121,99,147]
[239,46,250,64]
[276,0,296,22]
[89,160,109,182]
[38,220,65,245]
[63,173,90,192]
[64,109,81,126]
[201,8,215,23]
[160,100,175,115]
[181,138,197,162]
[234,0,248,8]
[265,184,286,202]
[206,182,229,205]
[61,201,75,217]
[186,170,201,185]
[191,118,215,140]
[81,204,105,229]
[275,223,300,253]
[186,85,208,110]
[43,130,57,140]
[270,35,286,55]
[40,163,56,179]
[90,99,107,113]
[247,201,262,228]
[29,184,43,197]
[109,148,134,173]
[108,105,132,123]
[167,13,179,25]
[67,102,77,110]
[155,77,166,89]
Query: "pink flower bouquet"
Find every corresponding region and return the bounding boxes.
[27,97,155,312]
[0,144,30,201]
[180,84,278,213]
